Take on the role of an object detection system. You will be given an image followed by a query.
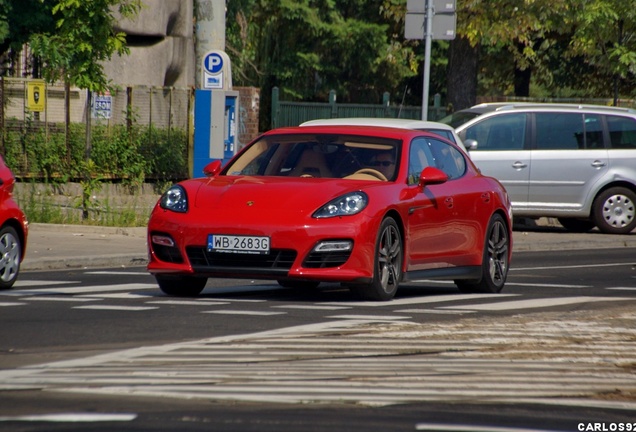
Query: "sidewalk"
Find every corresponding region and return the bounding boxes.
[20,220,636,271]
[23,223,148,271]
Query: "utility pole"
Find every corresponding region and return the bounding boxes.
[405,0,457,121]
[194,0,226,89]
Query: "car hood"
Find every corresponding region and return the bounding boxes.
[193,176,378,211]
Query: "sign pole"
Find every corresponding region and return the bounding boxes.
[421,0,433,121]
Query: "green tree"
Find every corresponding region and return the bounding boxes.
[26,0,142,92]
[227,0,419,129]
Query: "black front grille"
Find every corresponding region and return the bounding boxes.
[186,247,297,271]
[303,250,352,268]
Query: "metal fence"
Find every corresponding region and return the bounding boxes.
[270,87,448,129]
[0,77,193,179]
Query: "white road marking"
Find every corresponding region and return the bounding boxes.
[0,302,26,307]
[439,296,635,311]
[1,283,157,296]
[396,309,475,314]
[327,314,411,320]
[505,282,591,288]
[73,305,158,311]
[80,293,154,299]
[511,262,632,271]
[607,287,636,291]
[147,300,230,306]
[272,305,351,310]
[0,413,137,423]
[320,294,518,307]
[416,424,559,432]
[22,297,98,302]
[86,271,148,276]
[201,310,286,316]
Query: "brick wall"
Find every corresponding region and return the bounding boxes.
[235,86,261,149]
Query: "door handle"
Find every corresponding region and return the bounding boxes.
[512,161,527,169]
[591,160,606,168]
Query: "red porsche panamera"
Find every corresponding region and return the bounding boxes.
[147,126,512,301]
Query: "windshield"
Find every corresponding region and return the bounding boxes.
[224,133,401,181]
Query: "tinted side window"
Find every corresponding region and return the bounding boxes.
[535,113,585,150]
[408,138,434,185]
[464,113,526,150]
[428,139,466,180]
[607,116,636,149]
[584,114,604,149]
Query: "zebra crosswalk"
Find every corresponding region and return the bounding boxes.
[1,311,635,409]
[1,275,636,318]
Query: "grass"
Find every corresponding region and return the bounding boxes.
[14,182,154,227]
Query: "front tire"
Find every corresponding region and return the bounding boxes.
[156,275,207,297]
[456,214,509,294]
[0,226,21,290]
[593,187,636,234]
[350,217,402,301]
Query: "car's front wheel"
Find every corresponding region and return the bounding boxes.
[456,213,509,294]
[350,217,402,301]
[593,187,636,234]
[0,225,21,290]
[156,275,208,296]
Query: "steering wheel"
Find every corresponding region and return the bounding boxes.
[352,168,388,181]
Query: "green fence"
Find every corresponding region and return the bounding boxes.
[270,87,447,129]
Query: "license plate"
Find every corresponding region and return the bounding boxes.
[208,234,270,254]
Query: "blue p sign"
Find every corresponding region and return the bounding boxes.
[204,53,223,74]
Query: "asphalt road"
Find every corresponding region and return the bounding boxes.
[1,236,635,431]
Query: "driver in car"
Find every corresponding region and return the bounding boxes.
[369,150,396,180]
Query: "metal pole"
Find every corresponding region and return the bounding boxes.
[421,0,433,121]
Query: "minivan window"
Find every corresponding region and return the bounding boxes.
[464,113,526,151]
[535,113,584,150]
[607,115,636,149]
[583,115,604,149]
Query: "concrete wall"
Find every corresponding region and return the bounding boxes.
[102,0,195,87]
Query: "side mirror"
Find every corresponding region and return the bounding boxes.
[464,139,478,151]
[203,160,223,177]
[419,166,448,188]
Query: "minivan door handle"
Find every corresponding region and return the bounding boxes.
[512,161,528,170]
[591,160,606,168]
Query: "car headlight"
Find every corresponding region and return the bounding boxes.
[160,185,188,213]
[313,192,368,218]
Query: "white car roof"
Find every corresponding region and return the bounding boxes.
[300,117,455,131]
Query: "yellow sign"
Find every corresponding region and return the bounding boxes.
[26,80,46,112]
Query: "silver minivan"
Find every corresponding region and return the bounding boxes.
[452,103,636,234]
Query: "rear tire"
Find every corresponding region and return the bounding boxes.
[156,275,207,296]
[593,187,636,234]
[350,217,402,301]
[456,214,509,294]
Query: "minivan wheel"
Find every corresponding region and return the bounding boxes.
[593,187,636,234]
[557,218,596,233]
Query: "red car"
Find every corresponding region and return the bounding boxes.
[147,126,512,301]
[0,156,28,290]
